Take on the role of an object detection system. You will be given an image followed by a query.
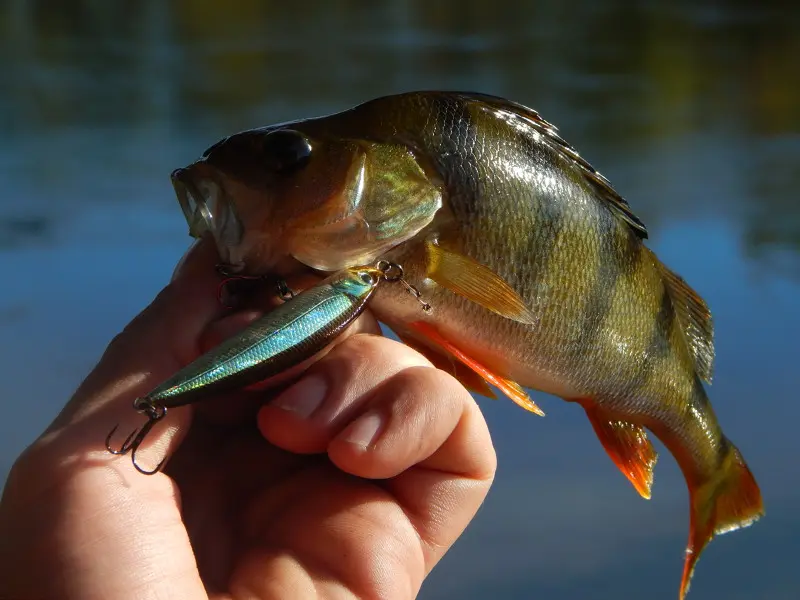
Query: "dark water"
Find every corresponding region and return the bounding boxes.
[2,1,798,598]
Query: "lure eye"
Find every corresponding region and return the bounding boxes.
[261,129,312,173]
[358,270,377,285]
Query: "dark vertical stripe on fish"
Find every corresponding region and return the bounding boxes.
[521,197,566,301]
[618,225,643,278]
[425,95,486,260]
[513,125,568,298]
[652,282,677,357]
[429,95,480,201]
[573,214,626,353]
[625,281,676,396]
[713,406,731,463]
[688,375,728,467]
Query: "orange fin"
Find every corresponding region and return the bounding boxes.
[396,331,497,399]
[409,321,544,416]
[425,241,537,325]
[583,405,658,500]
[679,442,764,600]
[656,258,715,383]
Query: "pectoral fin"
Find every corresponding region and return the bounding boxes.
[425,241,537,325]
[582,404,658,499]
[409,320,545,416]
[396,332,497,399]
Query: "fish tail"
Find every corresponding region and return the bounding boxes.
[680,440,763,600]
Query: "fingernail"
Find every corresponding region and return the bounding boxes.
[342,411,383,448]
[171,238,202,282]
[272,374,327,418]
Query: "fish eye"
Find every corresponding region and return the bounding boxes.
[261,129,312,173]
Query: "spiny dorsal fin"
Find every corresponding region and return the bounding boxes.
[454,91,649,239]
[658,261,715,383]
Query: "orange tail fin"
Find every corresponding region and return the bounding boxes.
[680,442,764,599]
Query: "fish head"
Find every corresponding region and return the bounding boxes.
[172,120,444,275]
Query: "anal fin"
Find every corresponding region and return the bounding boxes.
[583,404,658,500]
[409,321,544,416]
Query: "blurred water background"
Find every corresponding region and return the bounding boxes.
[1,1,798,598]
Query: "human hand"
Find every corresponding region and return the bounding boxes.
[0,238,496,600]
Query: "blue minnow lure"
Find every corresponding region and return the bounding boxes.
[106,264,392,473]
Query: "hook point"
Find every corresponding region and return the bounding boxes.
[104,401,168,474]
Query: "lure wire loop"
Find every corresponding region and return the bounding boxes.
[375,259,404,282]
[105,399,168,475]
[375,260,432,312]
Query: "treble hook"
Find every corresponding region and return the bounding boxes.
[105,399,168,475]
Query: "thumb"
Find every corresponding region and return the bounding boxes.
[0,237,224,600]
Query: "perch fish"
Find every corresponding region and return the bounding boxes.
[171,91,764,598]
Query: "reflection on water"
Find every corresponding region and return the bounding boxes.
[1,1,798,598]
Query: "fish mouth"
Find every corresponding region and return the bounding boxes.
[171,166,244,265]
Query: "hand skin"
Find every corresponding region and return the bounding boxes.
[0,238,496,600]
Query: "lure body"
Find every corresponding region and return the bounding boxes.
[144,266,382,408]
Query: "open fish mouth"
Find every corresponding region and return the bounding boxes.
[171,167,244,263]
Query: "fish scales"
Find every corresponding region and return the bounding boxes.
[378,94,663,398]
[309,94,737,510]
[407,96,722,464]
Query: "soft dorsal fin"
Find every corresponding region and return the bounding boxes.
[453,91,649,239]
[657,260,715,383]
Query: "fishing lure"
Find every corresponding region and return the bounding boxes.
[105,262,420,474]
